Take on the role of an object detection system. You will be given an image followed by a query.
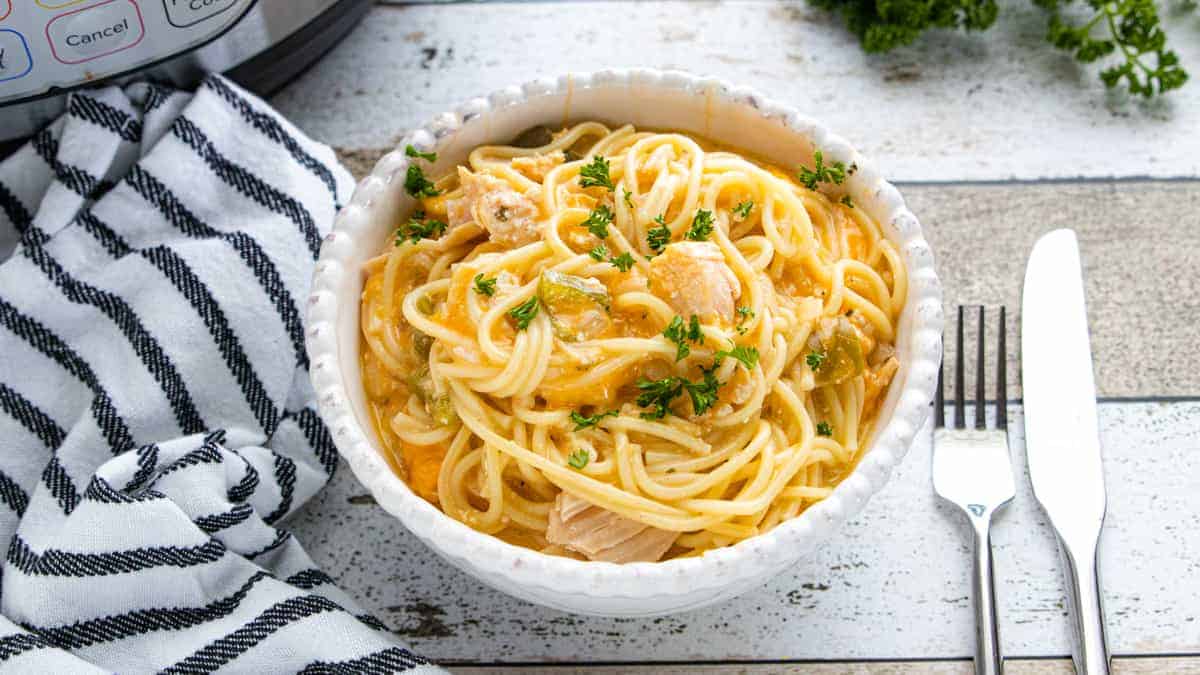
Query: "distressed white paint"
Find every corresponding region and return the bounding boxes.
[272,1,1200,181]
[286,401,1200,663]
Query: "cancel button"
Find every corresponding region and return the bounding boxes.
[47,0,145,65]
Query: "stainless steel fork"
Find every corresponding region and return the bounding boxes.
[932,306,1016,675]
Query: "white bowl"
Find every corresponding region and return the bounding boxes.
[306,69,943,617]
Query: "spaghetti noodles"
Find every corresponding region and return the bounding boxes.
[360,123,905,562]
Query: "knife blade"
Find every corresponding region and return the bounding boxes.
[1021,228,1110,675]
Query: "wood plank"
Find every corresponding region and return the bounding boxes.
[273,1,1200,181]
[286,401,1200,663]
[453,656,1200,674]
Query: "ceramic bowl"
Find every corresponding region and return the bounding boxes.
[306,69,943,617]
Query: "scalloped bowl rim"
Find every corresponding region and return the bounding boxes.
[305,68,944,611]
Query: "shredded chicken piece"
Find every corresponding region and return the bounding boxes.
[447,167,541,247]
[863,356,900,415]
[648,241,741,323]
[512,151,565,181]
[545,493,677,563]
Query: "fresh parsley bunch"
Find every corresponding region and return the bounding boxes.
[809,0,999,52]
[812,0,1190,98]
[1038,0,1188,97]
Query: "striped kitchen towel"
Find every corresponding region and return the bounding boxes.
[0,75,439,674]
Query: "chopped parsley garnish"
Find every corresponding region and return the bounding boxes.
[816,421,833,437]
[647,214,671,253]
[685,209,715,241]
[473,273,497,297]
[623,188,635,209]
[609,251,636,272]
[840,194,854,208]
[570,409,619,431]
[806,350,826,370]
[395,210,447,244]
[588,244,609,261]
[636,376,685,420]
[637,367,724,419]
[405,144,437,162]
[507,296,540,330]
[685,365,721,415]
[736,306,755,336]
[732,200,754,220]
[579,155,614,190]
[567,448,591,469]
[716,345,760,370]
[580,204,614,239]
[797,150,846,190]
[404,165,441,198]
[663,315,704,361]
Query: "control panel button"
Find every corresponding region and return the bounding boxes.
[0,29,32,83]
[162,0,237,28]
[46,0,145,65]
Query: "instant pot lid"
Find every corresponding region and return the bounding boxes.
[0,0,370,154]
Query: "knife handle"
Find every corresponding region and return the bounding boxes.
[971,518,1003,675]
[1060,535,1110,675]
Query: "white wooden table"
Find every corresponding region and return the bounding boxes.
[276,2,1200,671]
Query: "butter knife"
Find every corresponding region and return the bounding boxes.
[1021,229,1110,675]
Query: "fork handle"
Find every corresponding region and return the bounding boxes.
[971,516,1003,675]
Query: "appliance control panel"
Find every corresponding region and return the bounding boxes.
[0,0,254,105]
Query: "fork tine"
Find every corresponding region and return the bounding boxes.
[996,306,1007,430]
[935,352,945,428]
[954,306,965,429]
[975,306,986,430]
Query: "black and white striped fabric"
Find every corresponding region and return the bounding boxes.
[0,75,438,674]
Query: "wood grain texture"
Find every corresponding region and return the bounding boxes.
[272,1,1200,181]
[453,656,1200,674]
[286,402,1200,663]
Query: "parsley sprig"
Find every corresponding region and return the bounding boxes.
[1038,0,1188,98]
[609,251,636,272]
[580,204,614,239]
[716,345,760,370]
[686,209,715,241]
[570,409,619,431]
[588,244,609,261]
[797,151,847,190]
[806,350,826,370]
[403,146,440,198]
[404,165,440,198]
[811,0,1190,99]
[507,296,540,330]
[816,421,834,437]
[567,448,591,469]
[647,214,671,253]
[732,200,754,220]
[405,144,437,162]
[623,188,635,209]
[473,274,497,297]
[579,156,615,190]
[684,366,722,415]
[395,211,447,245]
[663,315,704,361]
[736,306,755,335]
[636,367,724,419]
[811,0,998,53]
[636,377,684,420]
